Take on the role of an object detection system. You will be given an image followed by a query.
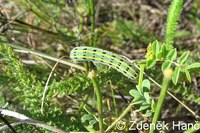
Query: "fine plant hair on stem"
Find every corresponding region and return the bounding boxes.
[165,0,183,47]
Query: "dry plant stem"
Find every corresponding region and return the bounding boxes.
[105,104,132,132]
[0,109,67,133]
[91,75,103,133]
[109,81,118,117]
[41,56,66,114]
[3,42,85,71]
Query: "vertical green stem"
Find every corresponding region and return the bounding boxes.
[138,63,145,89]
[89,0,95,46]
[91,74,103,133]
[79,17,84,32]
[149,69,172,133]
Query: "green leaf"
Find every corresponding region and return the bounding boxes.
[185,70,191,83]
[142,79,150,95]
[156,52,163,59]
[167,49,177,61]
[84,105,94,115]
[172,67,180,85]
[161,44,169,57]
[178,51,190,65]
[187,63,200,69]
[162,60,171,71]
[146,59,156,69]
[89,119,97,127]
[152,40,160,57]
[143,110,153,117]
[142,79,150,90]
[136,103,150,112]
[144,92,150,103]
[129,89,141,98]
[81,114,93,123]
[131,97,144,105]
[136,85,143,95]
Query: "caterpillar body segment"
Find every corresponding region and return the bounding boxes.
[70,46,137,79]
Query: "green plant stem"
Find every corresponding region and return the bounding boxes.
[105,64,145,132]
[138,63,145,89]
[79,17,84,33]
[133,64,199,119]
[149,71,171,133]
[89,0,95,46]
[91,76,103,133]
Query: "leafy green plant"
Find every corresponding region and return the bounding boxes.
[129,79,155,117]
[0,44,85,132]
[0,0,200,133]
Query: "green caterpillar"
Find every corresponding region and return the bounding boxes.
[70,46,137,79]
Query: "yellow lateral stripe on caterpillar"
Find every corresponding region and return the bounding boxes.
[70,46,138,79]
[73,50,137,74]
[70,55,136,78]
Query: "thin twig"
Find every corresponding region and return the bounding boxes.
[2,42,85,71]
[0,109,67,133]
[41,56,66,114]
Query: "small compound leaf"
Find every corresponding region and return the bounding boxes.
[89,119,97,128]
[81,114,93,123]
[185,69,191,83]
[152,40,160,57]
[142,79,151,91]
[161,44,168,57]
[146,59,156,69]
[187,63,200,70]
[136,85,143,95]
[131,97,144,105]
[129,89,141,98]
[143,110,153,117]
[178,51,190,65]
[162,60,171,71]
[172,67,180,85]
[136,103,150,112]
[145,43,153,60]
[84,105,93,115]
[144,92,150,103]
[165,44,174,51]
[156,52,163,59]
[167,49,177,61]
